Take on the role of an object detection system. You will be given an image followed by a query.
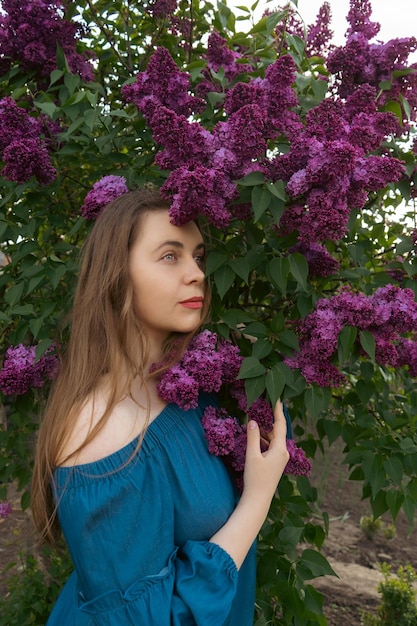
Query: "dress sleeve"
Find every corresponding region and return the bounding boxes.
[77,541,237,626]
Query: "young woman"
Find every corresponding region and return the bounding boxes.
[31,187,290,625]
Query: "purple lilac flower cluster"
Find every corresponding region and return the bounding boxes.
[123,47,300,228]
[81,176,129,220]
[154,330,311,484]
[0,344,59,396]
[196,32,252,98]
[285,284,417,386]
[0,97,57,185]
[154,330,243,410]
[290,241,340,278]
[0,501,12,519]
[271,84,404,243]
[327,0,417,122]
[270,2,334,58]
[0,0,93,82]
[147,0,178,19]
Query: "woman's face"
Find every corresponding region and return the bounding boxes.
[129,210,206,348]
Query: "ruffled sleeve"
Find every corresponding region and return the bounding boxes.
[77,541,237,626]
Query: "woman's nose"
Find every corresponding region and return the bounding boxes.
[185,259,205,284]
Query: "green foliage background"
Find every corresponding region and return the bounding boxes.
[1,1,417,624]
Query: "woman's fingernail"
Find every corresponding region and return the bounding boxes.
[248,421,257,430]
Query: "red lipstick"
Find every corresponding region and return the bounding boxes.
[180,297,204,309]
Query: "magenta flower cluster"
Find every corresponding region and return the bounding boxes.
[123,29,406,242]
[0,97,57,185]
[0,344,59,396]
[80,176,129,220]
[123,46,300,228]
[270,2,334,58]
[196,32,252,98]
[0,501,12,519]
[271,84,404,243]
[154,330,312,482]
[327,0,417,121]
[147,0,178,19]
[154,330,243,410]
[286,284,417,386]
[0,0,93,82]
[290,241,340,278]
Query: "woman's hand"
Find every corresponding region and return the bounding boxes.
[242,400,290,506]
[209,401,290,570]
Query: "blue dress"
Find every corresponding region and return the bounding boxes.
[48,396,257,625]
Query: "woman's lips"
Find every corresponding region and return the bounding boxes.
[180,297,204,309]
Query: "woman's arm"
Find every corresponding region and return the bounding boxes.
[209,401,289,569]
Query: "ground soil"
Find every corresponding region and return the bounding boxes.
[1,440,416,625]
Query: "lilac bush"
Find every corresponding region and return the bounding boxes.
[80,176,129,220]
[0,97,57,184]
[154,330,311,482]
[286,285,417,386]
[0,0,93,82]
[0,344,58,396]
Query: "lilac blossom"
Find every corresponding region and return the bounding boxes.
[0,97,57,185]
[270,2,334,58]
[2,138,56,184]
[81,176,129,220]
[286,285,417,386]
[0,344,59,396]
[0,501,12,519]
[196,31,252,97]
[147,0,177,19]
[122,47,205,122]
[327,0,417,122]
[285,440,312,476]
[271,87,405,243]
[156,364,200,410]
[154,331,311,484]
[290,241,340,278]
[201,406,240,456]
[125,48,300,227]
[155,330,243,407]
[0,0,93,82]
[247,397,274,432]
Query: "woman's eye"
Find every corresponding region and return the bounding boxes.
[194,255,205,269]
[162,252,176,262]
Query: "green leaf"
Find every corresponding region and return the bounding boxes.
[205,251,227,275]
[288,252,309,292]
[35,101,58,117]
[236,171,265,186]
[265,362,287,405]
[267,257,289,295]
[383,456,404,484]
[251,186,271,221]
[220,309,254,328]
[305,387,327,419]
[337,325,357,365]
[238,356,266,379]
[229,256,250,283]
[297,549,337,580]
[213,265,235,299]
[359,330,376,362]
[245,375,266,407]
[252,338,273,359]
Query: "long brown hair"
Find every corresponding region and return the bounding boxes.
[31,187,210,544]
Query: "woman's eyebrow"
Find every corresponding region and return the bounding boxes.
[153,241,205,252]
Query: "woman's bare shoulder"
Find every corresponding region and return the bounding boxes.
[57,389,143,467]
